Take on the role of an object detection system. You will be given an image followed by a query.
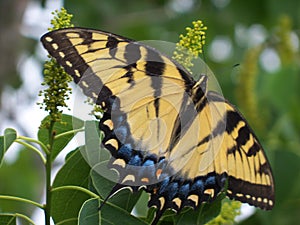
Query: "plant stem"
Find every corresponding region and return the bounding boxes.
[52,185,99,198]
[0,195,44,209]
[15,140,47,164]
[53,127,84,140]
[44,121,55,225]
[18,136,50,154]
[15,213,37,225]
[45,153,52,225]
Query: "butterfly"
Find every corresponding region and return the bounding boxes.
[41,28,275,225]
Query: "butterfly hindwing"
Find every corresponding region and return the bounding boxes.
[206,91,274,209]
[41,28,274,225]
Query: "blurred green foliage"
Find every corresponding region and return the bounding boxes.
[1,0,300,224]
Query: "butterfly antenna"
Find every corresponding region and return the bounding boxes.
[98,183,125,210]
[202,46,209,77]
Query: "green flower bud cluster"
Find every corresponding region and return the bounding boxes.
[49,8,74,31]
[173,20,207,72]
[38,8,73,126]
[276,15,294,65]
[38,59,72,121]
[206,200,241,225]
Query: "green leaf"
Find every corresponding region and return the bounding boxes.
[134,191,150,218]
[78,198,148,225]
[38,114,84,161]
[0,128,17,165]
[78,198,100,225]
[81,120,110,167]
[51,148,91,225]
[0,214,16,225]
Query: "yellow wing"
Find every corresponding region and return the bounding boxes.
[166,90,275,210]
[41,28,274,225]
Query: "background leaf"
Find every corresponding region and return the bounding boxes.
[0,128,17,165]
[38,114,84,161]
[0,214,16,225]
[0,149,43,216]
[51,148,91,225]
[80,120,110,167]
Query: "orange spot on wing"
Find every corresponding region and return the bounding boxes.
[141,177,149,183]
[156,169,162,179]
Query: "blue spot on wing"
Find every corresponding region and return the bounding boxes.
[191,179,204,193]
[117,144,133,161]
[143,159,155,167]
[158,178,170,194]
[205,176,216,186]
[178,183,190,198]
[128,154,142,166]
[164,182,179,200]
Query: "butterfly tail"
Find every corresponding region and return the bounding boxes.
[150,207,167,225]
[98,183,126,210]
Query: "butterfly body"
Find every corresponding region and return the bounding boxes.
[41,28,275,225]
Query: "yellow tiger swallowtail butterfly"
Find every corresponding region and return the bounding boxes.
[41,28,275,225]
